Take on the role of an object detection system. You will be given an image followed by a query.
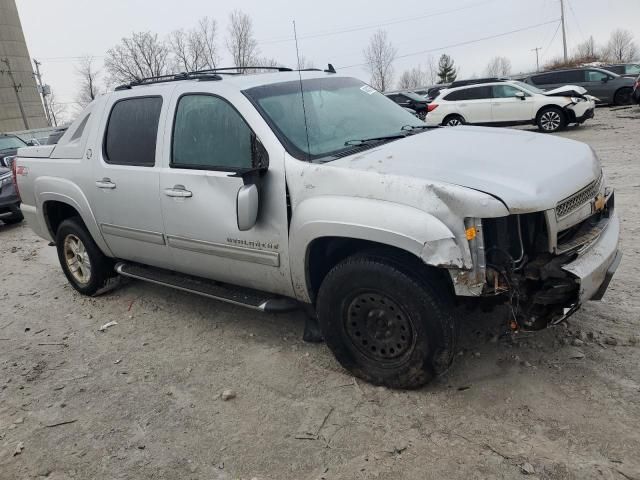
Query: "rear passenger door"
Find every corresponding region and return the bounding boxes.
[447,86,492,123]
[89,88,173,268]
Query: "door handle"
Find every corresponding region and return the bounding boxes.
[95,178,116,189]
[164,185,192,198]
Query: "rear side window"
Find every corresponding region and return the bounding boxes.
[172,94,253,170]
[445,86,491,101]
[104,96,162,166]
[531,70,583,85]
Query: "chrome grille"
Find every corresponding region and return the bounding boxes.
[555,171,603,219]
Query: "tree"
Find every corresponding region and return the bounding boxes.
[573,36,598,62]
[105,32,169,85]
[296,55,315,70]
[169,17,219,72]
[425,55,438,85]
[437,54,457,83]
[363,29,397,92]
[397,66,428,89]
[75,56,101,107]
[226,10,259,71]
[484,56,511,77]
[47,92,67,126]
[604,29,638,63]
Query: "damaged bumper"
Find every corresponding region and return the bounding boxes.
[562,213,621,302]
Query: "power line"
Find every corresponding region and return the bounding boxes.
[339,19,561,69]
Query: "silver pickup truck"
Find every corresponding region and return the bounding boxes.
[14,69,621,388]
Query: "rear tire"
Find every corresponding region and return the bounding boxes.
[613,87,633,106]
[537,106,566,133]
[55,217,115,296]
[316,255,457,389]
[442,114,465,127]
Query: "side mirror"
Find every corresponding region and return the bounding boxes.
[602,76,610,83]
[26,139,39,146]
[235,134,269,231]
[515,91,526,100]
[237,184,259,231]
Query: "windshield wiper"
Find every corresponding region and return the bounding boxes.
[401,124,430,131]
[344,133,407,146]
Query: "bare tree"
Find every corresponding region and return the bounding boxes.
[604,29,638,63]
[485,56,512,77]
[75,56,100,107]
[169,17,219,72]
[573,36,599,61]
[226,10,259,71]
[47,92,67,126]
[296,55,315,70]
[397,66,428,89]
[363,29,397,92]
[425,55,438,85]
[105,32,169,85]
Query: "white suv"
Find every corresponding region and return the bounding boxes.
[425,80,596,133]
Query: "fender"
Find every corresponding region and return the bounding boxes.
[289,195,467,302]
[34,176,114,257]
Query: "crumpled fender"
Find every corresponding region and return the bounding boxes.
[288,195,466,302]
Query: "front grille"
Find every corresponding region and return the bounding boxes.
[555,171,603,219]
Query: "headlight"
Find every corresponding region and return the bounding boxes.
[571,97,585,103]
[1,155,16,168]
[0,172,12,187]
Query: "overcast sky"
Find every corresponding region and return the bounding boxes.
[15,0,640,117]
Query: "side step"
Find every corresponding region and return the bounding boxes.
[115,262,298,313]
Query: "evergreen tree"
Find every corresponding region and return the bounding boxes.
[437,54,457,83]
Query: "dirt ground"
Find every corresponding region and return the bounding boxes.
[1,106,639,480]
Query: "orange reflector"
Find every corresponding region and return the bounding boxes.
[465,227,477,240]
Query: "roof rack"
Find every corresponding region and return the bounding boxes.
[115,64,338,91]
[449,77,509,88]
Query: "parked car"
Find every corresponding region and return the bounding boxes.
[426,84,450,101]
[524,67,636,105]
[448,77,508,88]
[0,165,23,225]
[15,69,621,388]
[0,134,29,168]
[384,91,429,119]
[600,63,640,78]
[633,74,640,104]
[45,127,68,145]
[424,80,596,132]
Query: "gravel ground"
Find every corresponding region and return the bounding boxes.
[1,107,639,480]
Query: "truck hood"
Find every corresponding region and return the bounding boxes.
[329,126,601,213]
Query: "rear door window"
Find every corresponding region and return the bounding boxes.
[104,96,162,166]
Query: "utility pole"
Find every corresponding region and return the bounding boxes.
[560,0,568,62]
[531,47,542,72]
[33,59,52,126]
[0,57,30,130]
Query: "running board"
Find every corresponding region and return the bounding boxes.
[115,262,298,312]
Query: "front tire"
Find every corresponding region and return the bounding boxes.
[55,217,115,296]
[316,255,457,389]
[2,210,23,224]
[614,87,633,106]
[537,107,566,133]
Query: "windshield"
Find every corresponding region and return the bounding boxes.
[0,136,26,151]
[513,81,544,94]
[244,77,422,160]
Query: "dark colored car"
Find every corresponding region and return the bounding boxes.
[633,74,640,104]
[524,67,636,105]
[0,134,28,168]
[45,127,68,145]
[384,91,428,119]
[601,63,640,78]
[426,84,450,102]
[0,165,22,225]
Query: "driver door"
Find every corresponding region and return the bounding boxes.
[159,88,292,296]
[491,84,534,123]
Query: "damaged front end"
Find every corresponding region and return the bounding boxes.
[451,176,621,330]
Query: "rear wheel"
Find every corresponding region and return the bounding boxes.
[55,217,116,296]
[316,255,457,389]
[443,114,464,127]
[537,107,566,133]
[1,211,23,224]
[614,87,633,106]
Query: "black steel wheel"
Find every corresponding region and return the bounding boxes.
[317,255,457,389]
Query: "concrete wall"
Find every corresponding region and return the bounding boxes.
[0,0,48,132]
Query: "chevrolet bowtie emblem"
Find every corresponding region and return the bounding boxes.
[594,194,606,212]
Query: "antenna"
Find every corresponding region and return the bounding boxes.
[293,20,312,162]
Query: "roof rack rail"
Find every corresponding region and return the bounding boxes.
[114,63,338,91]
[449,77,509,88]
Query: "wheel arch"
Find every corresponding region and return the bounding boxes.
[442,113,465,125]
[535,104,567,122]
[289,196,467,303]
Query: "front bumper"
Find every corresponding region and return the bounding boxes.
[561,213,621,303]
[566,100,596,123]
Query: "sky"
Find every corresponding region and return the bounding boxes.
[14,0,640,119]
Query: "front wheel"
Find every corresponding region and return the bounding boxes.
[537,107,566,133]
[316,255,457,389]
[55,217,116,296]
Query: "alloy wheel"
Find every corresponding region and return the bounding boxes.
[540,111,561,131]
[63,234,92,284]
